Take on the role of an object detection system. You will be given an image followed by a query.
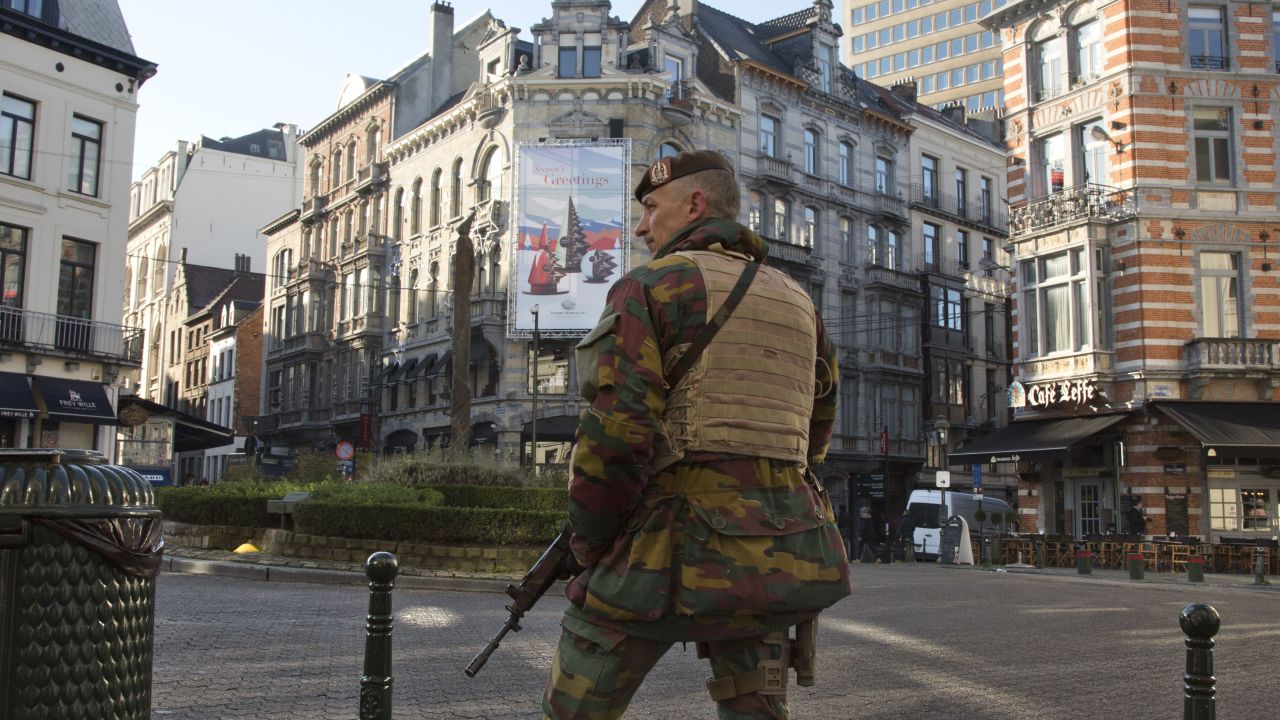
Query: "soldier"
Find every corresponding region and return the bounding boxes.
[543,150,850,719]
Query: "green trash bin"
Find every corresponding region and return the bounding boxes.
[0,449,163,720]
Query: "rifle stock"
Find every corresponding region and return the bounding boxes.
[464,522,582,677]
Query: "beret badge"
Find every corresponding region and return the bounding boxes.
[650,159,671,186]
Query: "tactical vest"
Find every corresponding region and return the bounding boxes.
[650,249,817,470]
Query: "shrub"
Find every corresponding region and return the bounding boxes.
[428,484,567,512]
[309,480,443,507]
[294,503,562,545]
[283,452,341,484]
[364,448,526,487]
[156,480,310,527]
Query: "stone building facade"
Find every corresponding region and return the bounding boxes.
[962,0,1280,540]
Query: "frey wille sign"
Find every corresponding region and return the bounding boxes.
[1025,378,1098,408]
[510,141,630,336]
[57,388,103,413]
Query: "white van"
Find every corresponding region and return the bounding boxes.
[904,490,1015,560]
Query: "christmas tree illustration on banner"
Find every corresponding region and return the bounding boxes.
[526,222,566,295]
[584,249,618,284]
[559,196,590,274]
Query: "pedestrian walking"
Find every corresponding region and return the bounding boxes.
[857,506,877,562]
[898,512,917,556]
[542,150,850,719]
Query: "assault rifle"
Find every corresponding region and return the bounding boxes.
[464,521,583,677]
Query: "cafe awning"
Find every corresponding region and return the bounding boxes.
[425,351,452,378]
[32,376,117,424]
[116,395,234,453]
[393,357,419,385]
[949,414,1128,464]
[403,353,434,383]
[369,361,399,388]
[0,372,37,419]
[1154,402,1280,450]
[521,414,581,442]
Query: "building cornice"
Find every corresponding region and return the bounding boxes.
[260,209,300,236]
[739,60,808,91]
[0,8,157,85]
[127,201,173,236]
[299,83,394,147]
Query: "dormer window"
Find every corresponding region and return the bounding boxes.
[664,55,685,99]
[816,45,834,93]
[583,33,602,78]
[558,34,577,78]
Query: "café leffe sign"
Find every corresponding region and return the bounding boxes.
[1008,378,1098,409]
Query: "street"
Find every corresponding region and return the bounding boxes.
[152,565,1279,719]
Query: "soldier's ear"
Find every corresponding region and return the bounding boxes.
[688,188,709,222]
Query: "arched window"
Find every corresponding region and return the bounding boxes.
[310,162,322,196]
[343,212,354,245]
[366,125,380,160]
[748,191,763,232]
[346,143,357,180]
[357,201,369,237]
[479,147,504,202]
[135,258,148,300]
[328,218,339,258]
[658,142,681,159]
[393,188,405,242]
[803,206,817,248]
[489,245,501,294]
[839,141,854,186]
[411,178,423,235]
[430,169,443,226]
[331,149,342,187]
[450,158,464,217]
[840,216,855,263]
[772,198,789,241]
[407,268,419,324]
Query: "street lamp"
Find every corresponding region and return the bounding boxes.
[934,416,951,534]
[530,305,540,475]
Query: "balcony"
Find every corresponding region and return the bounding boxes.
[269,331,328,358]
[868,188,907,221]
[768,240,814,267]
[758,156,793,184]
[1184,338,1279,373]
[915,252,965,279]
[661,81,694,126]
[1034,84,1064,104]
[354,161,389,195]
[0,306,143,365]
[1008,184,1137,237]
[300,195,327,223]
[908,184,1007,234]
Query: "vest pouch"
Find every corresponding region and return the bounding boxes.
[582,494,681,622]
[675,487,851,618]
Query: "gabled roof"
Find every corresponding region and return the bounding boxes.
[179,264,239,314]
[186,273,266,325]
[57,0,136,55]
[693,3,790,74]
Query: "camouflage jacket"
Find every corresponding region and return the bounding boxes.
[566,218,850,641]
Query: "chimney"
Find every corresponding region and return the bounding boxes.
[942,103,966,126]
[890,79,918,104]
[430,2,456,114]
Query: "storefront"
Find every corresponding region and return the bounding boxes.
[115,395,234,486]
[29,376,118,453]
[0,371,39,447]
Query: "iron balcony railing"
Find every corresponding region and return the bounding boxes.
[1008,183,1137,237]
[0,306,143,364]
[909,184,1008,233]
[1035,84,1064,103]
[1190,55,1228,70]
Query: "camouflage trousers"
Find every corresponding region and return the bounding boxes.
[542,620,789,720]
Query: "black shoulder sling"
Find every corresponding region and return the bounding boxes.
[663,261,761,388]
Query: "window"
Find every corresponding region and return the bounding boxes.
[68,115,101,196]
[957,230,969,269]
[406,268,419,324]
[803,207,817,248]
[979,177,992,223]
[840,216,855,263]
[748,191,763,232]
[1073,18,1103,81]
[773,198,789,241]
[480,146,503,203]
[346,143,357,180]
[1193,107,1232,184]
[1020,248,1089,357]
[760,115,779,157]
[450,158,463,217]
[1274,11,1280,73]
[1080,119,1110,186]
[0,223,26,343]
[529,344,569,395]
[1200,251,1240,337]
[867,225,879,265]
[803,129,818,174]
[921,155,939,204]
[582,33,602,78]
[1035,132,1067,197]
[6,0,44,18]
[875,156,892,194]
[1209,487,1238,531]
[839,372,857,436]
[664,55,684,99]
[272,249,293,289]
[331,150,342,187]
[56,238,95,351]
[558,34,577,78]
[1188,7,1227,69]
[886,229,899,269]
[954,168,968,210]
[839,142,854,186]
[1035,36,1063,101]
[923,222,941,268]
[982,238,994,277]
[1242,489,1271,530]
[430,169,442,226]
[931,286,962,330]
[1,94,34,180]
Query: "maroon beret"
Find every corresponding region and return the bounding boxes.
[634,149,735,201]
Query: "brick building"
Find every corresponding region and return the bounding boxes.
[954,0,1280,540]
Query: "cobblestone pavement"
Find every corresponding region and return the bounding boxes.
[153,562,1280,719]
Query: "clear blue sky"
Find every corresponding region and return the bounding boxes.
[117,0,808,179]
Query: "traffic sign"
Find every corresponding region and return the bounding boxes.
[935,470,951,488]
[335,441,355,461]
[972,463,983,488]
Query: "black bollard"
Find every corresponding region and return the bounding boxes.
[360,552,399,720]
[1180,603,1220,720]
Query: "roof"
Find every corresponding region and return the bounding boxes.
[694,4,791,74]
[754,7,817,40]
[859,77,1002,148]
[195,274,267,322]
[57,0,136,55]
[180,264,239,314]
[199,128,289,161]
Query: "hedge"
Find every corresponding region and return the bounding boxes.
[293,503,564,545]
[155,481,310,527]
[427,485,567,513]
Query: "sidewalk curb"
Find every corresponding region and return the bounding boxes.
[927,559,1280,592]
[164,556,513,594]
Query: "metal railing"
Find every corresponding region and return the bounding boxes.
[1190,55,1228,70]
[1008,183,1137,237]
[908,184,1008,233]
[915,252,966,278]
[1035,84,1064,103]
[0,306,143,364]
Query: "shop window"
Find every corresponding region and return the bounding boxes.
[1242,489,1271,530]
[1210,487,1238,530]
[528,345,568,395]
